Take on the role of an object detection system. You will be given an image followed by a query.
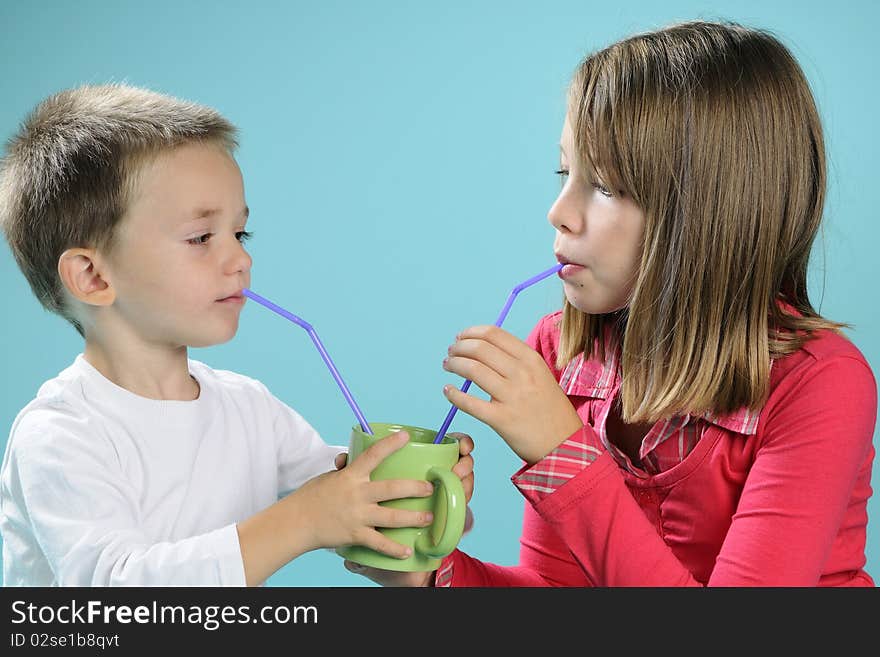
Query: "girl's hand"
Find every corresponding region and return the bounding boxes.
[448,431,475,505]
[442,325,583,464]
[343,561,434,587]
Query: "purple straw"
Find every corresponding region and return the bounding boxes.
[433,262,564,443]
[242,288,373,435]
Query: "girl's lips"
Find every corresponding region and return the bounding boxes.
[558,263,586,279]
[217,295,245,304]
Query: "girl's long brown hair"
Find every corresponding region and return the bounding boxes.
[558,20,845,422]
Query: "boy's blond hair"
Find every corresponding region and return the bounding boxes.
[558,20,845,423]
[0,83,238,335]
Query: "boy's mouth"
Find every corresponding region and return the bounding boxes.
[216,291,245,304]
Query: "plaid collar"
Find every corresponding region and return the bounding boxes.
[558,345,762,436]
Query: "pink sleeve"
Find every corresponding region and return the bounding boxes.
[437,503,592,586]
[436,313,591,586]
[529,355,877,586]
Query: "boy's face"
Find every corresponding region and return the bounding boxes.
[103,141,252,348]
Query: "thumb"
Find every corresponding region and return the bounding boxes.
[354,430,409,473]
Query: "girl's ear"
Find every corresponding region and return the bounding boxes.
[57,248,116,306]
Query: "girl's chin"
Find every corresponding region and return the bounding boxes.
[564,289,628,315]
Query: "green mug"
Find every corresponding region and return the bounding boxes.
[336,422,466,572]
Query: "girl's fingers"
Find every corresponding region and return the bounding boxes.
[448,432,475,456]
[462,473,474,502]
[443,356,506,399]
[452,454,474,479]
[448,338,517,378]
[443,384,495,424]
[456,325,534,359]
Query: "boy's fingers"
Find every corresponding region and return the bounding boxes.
[357,530,413,560]
[355,431,409,473]
[373,506,434,529]
[368,478,434,503]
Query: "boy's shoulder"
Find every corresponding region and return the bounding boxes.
[187,358,272,396]
[15,356,92,419]
[3,357,105,464]
[9,357,281,438]
[186,358,295,415]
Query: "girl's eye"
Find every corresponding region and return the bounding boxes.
[554,168,570,186]
[236,230,253,243]
[188,233,212,245]
[592,182,613,198]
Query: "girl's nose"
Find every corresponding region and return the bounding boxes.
[548,184,584,234]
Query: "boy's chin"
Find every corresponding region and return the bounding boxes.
[185,324,239,348]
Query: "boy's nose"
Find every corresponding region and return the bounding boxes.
[225,239,252,275]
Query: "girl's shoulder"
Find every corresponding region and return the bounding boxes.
[526,310,564,349]
[769,328,876,394]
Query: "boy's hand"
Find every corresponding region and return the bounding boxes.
[443,325,583,464]
[296,431,434,559]
[341,432,476,587]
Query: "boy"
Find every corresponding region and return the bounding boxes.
[0,83,474,586]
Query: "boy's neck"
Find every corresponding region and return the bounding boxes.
[83,339,200,402]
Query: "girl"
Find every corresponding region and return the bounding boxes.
[347,19,877,586]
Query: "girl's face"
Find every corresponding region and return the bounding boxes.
[548,116,645,314]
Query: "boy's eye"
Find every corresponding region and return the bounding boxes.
[188,233,212,245]
[236,230,253,243]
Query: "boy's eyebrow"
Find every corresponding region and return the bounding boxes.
[190,206,250,220]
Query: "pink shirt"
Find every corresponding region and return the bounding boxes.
[436,311,877,586]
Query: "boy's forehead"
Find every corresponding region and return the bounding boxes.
[187,206,250,221]
[127,143,245,220]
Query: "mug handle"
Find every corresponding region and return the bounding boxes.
[415,466,466,559]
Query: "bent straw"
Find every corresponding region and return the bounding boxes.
[433,262,564,443]
[242,288,373,435]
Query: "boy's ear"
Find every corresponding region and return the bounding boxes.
[57,248,115,306]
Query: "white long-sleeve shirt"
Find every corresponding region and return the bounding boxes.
[0,354,345,586]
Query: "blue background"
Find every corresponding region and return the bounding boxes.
[1,0,877,586]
